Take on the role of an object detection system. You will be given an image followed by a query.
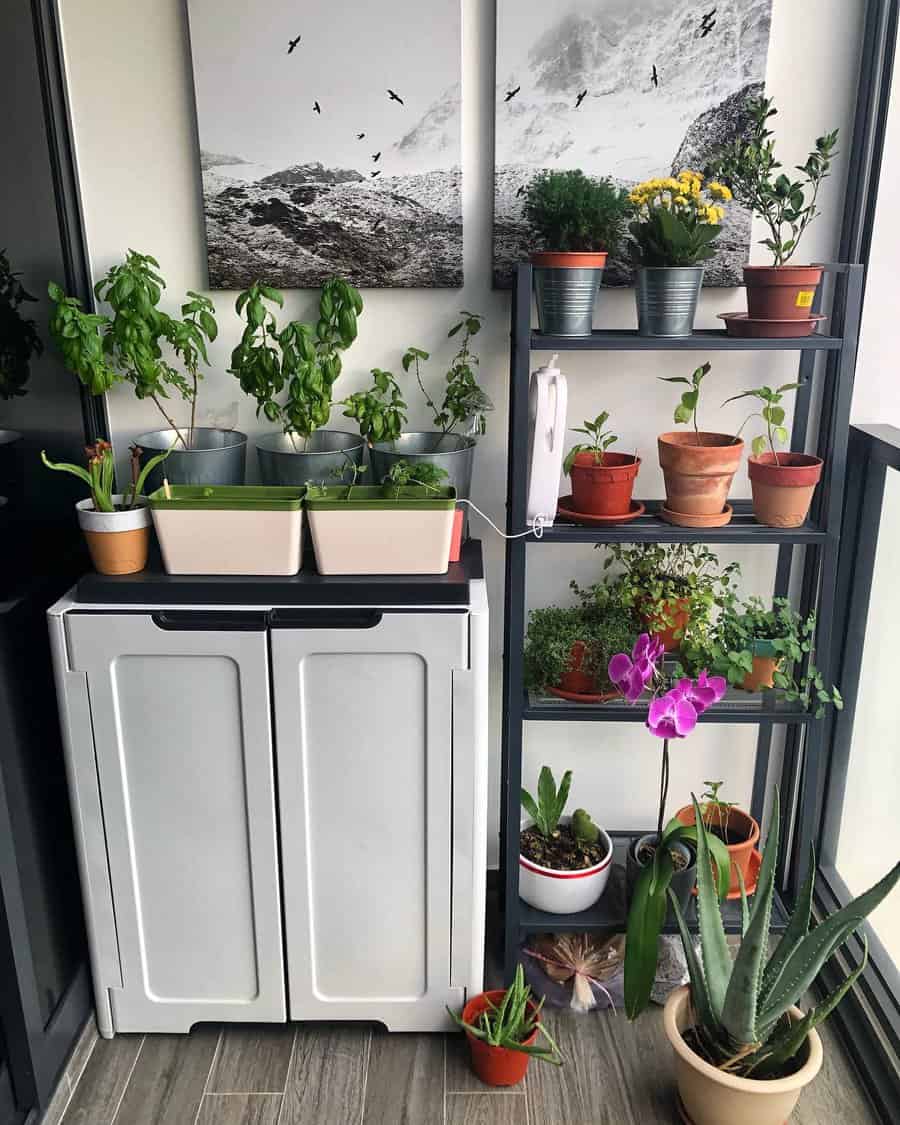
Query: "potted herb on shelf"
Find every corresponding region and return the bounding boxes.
[628,171,731,337]
[48,252,241,490]
[525,169,631,337]
[664,792,900,1125]
[712,95,839,337]
[674,781,760,898]
[519,766,613,915]
[724,380,823,527]
[657,361,743,527]
[229,278,366,486]
[563,411,640,520]
[41,440,170,574]
[448,964,562,1087]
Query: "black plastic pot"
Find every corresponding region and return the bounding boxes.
[626,834,697,923]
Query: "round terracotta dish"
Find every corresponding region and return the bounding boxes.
[719,312,827,338]
[660,503,733,528]
[557,496,645,527]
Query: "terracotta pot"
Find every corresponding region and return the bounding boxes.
[741,640,782,692]
[664,986,823,1125]
[640,597,690,651]
[570,452,640,516]
[557,640,596,695]
[531,250,608,269]
[743,265,824,321]
[657,433,743,522]
[462,990,540,1087]
[748,453,823,528]
[674,804,760,897]
[75,496,150,576]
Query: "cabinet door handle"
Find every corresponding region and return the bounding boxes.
[268,609,383,629]
[151,611,268,631]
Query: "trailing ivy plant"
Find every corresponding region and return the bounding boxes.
[524,170,631,253]
[0,250,42,399]
[229,277,362,447]
[341,367,407,444]
[403,313,493,437]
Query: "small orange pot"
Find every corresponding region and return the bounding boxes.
[741,652,782,692]
[658,433,743,522]
[744,265,823,321]
[462,990,539,1087]
[748,453,823,528]
[675,803,760,897]
[531,250,608,269]
[569,451,640,516]
[556,640,596,695]
[641,597,691,651]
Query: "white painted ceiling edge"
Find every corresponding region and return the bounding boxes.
[58,1,872,865]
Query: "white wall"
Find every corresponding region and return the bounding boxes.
[59,1,866,865]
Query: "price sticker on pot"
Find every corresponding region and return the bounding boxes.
[795,290,815,309]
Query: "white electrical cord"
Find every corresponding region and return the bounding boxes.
[457,498,549,540]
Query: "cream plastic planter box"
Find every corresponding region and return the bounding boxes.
[306,484,457,575]
[148,485,305,575]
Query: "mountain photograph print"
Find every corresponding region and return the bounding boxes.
[186,0,462,289]
[494,0,774,287]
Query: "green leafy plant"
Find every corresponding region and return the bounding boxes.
[41,439,170,512]
[697,781,738,841]
[48,251,218,449]
[671,791,899,1078]
[724,381,802,460]
[659,362,721,442]
[524,169,631,253]
[404,313,493,437]
[711,96,839,266]
[563,412,618,473]
[523,600,641,694]
[628,171,731,267]
[447,965,562,1065]
[0,250,42,399]
[521,766,572,839]
[341,367,407,444]
[380,459,448,496]
[229,277,362,446]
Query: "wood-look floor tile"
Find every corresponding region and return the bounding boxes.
[361,1031,444,1124]
[791,1021,879,1124]
[111,1028,219,1125]
[61,1035,143,1125]
[196,1093,282,1124]
[278,1025,369,1124]
[446,1093,523,1124]
[207,1026,295,1093]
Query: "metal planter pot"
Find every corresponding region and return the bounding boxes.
[368,432,476,499]
[137,428,247,493]
[635,266,705,337]
[255,429,365,487]
[533,265,605,337]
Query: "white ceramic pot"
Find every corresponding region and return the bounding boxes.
[519,815,614,914]
[75,496,151,575]
[75,495,151,533]
[664,985,824,1125]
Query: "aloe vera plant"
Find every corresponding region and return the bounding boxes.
[447,965,562,1064]
[671,791,900,1078]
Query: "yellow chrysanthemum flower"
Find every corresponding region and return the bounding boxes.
[674,195,688,206]
[708,182,733,201]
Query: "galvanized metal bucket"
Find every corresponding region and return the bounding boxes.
[255,429,365,487]
[534,267,604,336]
[369,432,476,499]
[137,427,247,493]
[635,266,705,337]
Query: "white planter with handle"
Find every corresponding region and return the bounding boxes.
[519,815,614,914]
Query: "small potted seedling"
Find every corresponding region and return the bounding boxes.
[41,441,170,574]
[674,781,760,898]
[657,362,743,527]
[563,412,640,519]
[712,96,839,336]
[724,380,822,527]
[448,964,562,1087]
[519,766,613,914]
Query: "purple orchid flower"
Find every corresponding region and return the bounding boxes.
[608,633,664,703]
[647,686,699,739]
[676,670,727,716]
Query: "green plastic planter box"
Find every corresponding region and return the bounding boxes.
[148,485,306,575]
[305,484,457,575]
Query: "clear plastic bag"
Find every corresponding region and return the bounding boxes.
[521,933,625,1012]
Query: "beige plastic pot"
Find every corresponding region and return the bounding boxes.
[664,986,823,1125]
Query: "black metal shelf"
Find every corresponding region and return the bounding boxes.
[523,691,812,725]
[530,328,842,352]
[529,499,827,545]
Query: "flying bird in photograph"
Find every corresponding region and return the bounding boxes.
[356,132,366,139]
[387,88,404,104]
[312,100,321,114]
[505,86,521,102]
[699,8,717,37]
[372,217,385,231]
[651,64,659,88]
[372,151,381,162]
[287,34,301,53]
[575,89,588,108]
[370,170,381,178]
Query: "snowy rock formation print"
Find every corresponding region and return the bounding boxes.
[186,0,462,289]
[494,0,774,287]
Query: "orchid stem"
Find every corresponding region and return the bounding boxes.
[657,738,670,842]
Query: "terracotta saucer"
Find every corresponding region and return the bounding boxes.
[556,496,645,527]
[547,686,620,705]
[691,847,762,899]
[660,503,732,528]
[719,311,828,338]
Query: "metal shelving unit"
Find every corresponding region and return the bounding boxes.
[500,261,865,981]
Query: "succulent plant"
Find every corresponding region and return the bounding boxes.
[571,808,600,845]
[671,791,900,1078]
[520,766,571,840]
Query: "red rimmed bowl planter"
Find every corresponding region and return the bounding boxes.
[569,452,640,516]
[664,986,823,1125]
[640,597,691,652]
[674,804,760,898]
[748,453,823,528]
[462,990,540,1087]
[743,265,824,322]
[657,433,743,526]
[519,816,614,914]
[532,250,608,337]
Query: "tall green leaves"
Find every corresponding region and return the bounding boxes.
[521,766,571,838]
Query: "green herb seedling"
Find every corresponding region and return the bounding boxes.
[659,361,713,443]
[699,781,738,843]
[521,766,571,840]
[563,412,618,474]
[380,459,448,500]
[724,382,802,462]
[341,367,407,445]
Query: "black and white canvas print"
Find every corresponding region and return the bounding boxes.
[494,0,774,287]
[186,0,462,289]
